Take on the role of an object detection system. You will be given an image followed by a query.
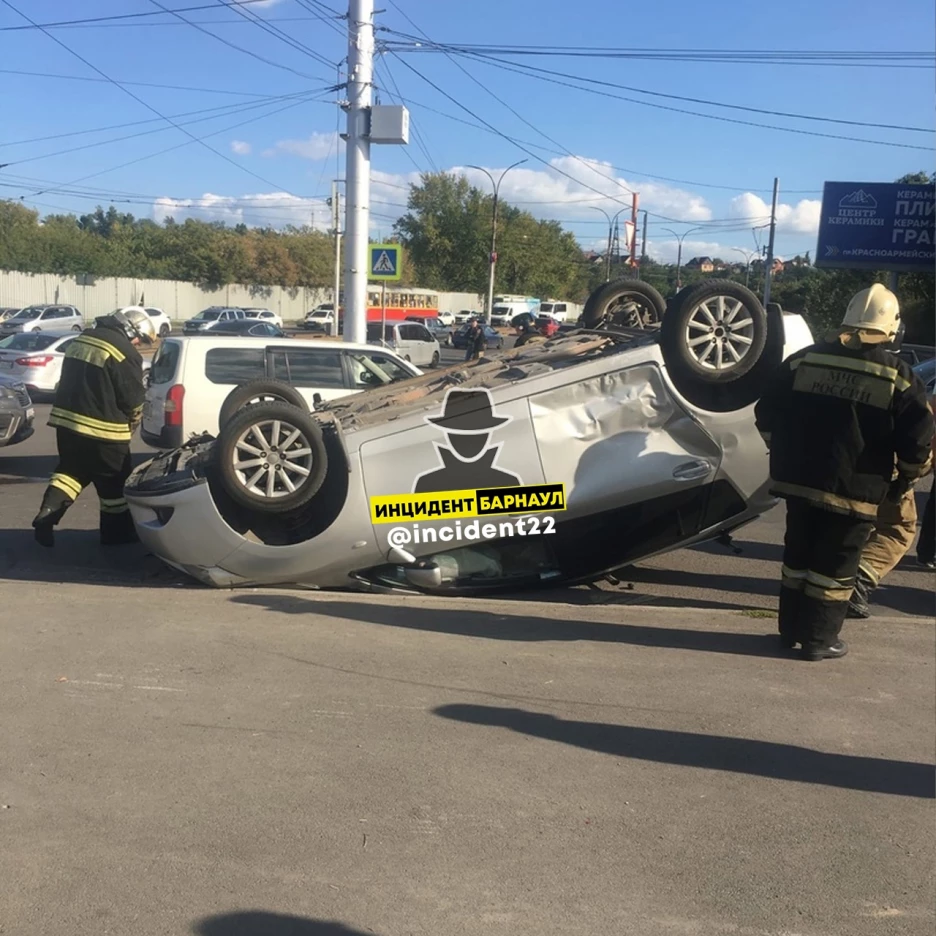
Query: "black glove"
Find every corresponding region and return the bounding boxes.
[886,475,912,504]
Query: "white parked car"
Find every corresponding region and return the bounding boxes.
[303,305,338,332]
[437,311,455,326]
[0,330,78,398]
[141,335,422,449]
[366,321,441,368]
[182,307,245,336]
[242,307,283,329]
[0,304,84,336]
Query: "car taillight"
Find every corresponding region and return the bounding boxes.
[164,384,184,427]
[15,355,53,366]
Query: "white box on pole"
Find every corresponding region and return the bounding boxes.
[369,105,410,145]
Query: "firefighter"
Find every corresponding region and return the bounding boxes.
[32,307,156,548]
[754,284,933,661]
[514,321,538,347]
[464,319,487,361]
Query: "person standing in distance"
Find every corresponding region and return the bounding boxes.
[465,319,487,361]
[32,307,156,547]
[754,284,933,661]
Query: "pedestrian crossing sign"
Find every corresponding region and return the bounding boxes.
[369,244,401,281]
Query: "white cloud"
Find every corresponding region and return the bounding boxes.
[153,192,331,231]
[453,156,713,224]
[264,130,344,161]
[728,192,822,235]
[230,140,252,156]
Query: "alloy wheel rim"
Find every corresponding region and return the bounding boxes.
[232,418,314,498]
[684,296,755,371]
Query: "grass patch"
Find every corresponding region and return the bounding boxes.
[739,609,775,618]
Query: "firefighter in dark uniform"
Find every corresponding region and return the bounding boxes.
[465,319,488,361]
[754,284,933,661]
[32,307,156,547]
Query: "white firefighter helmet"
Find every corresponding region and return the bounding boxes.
[112,306,157,345]
[841,284,900,343]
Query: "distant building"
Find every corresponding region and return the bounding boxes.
[686,256,715,273]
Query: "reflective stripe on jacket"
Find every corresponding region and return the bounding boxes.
[754,332,934,518]
[48,321,144,444]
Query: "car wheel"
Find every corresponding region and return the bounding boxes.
[219,378,308,430]
[430,351,440,368]
[159,324,170,338]
[70,324,82,332]
[496,340,504,350]
[661,280,767,384]
[581,279,667,330]
[216,401,328,513]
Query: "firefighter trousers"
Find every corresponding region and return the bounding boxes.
[918,479,935,564]
[38,429,136,543]
[858,486,917,586]
[778,499,873,650]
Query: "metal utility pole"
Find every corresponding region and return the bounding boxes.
[342,0,374,345]
[762,177,779,306]
[662,226,703,291]
[591,205,629,282]
[328,180,342,334]
[640,210,648,267]
[467,159,527,319]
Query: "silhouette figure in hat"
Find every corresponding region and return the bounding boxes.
[413,388,523,494]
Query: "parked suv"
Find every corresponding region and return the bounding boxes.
[0,304,83,335]
[366,321,441,368]
[182,307,244,335]
[142,336,421,448]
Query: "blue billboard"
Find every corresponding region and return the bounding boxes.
[815,181,934,273]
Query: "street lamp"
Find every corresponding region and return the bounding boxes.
[466,159,527,320]
[662,226,704,291]
[591,205,630,283]
[731,247,758,288]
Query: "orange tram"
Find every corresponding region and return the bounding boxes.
[363,288,439,322]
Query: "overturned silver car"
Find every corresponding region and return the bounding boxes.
[125,280,813,593]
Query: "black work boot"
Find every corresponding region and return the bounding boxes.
[801,639,849,662]
[777,588,803,650]
[32,504,66,548]
[100,510,139,546]
[846,570,875,619]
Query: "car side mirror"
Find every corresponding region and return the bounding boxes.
[404,560,443,590]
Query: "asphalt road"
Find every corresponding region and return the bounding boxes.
[1,389,934,936]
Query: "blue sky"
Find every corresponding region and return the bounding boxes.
[1,0,933,264]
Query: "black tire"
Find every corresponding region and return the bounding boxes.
[430,351,441,368]
[661,280,768,384]
[71,324,82,333]
[218,378,308,430]
[582,279,667,329]
[216,401,328,513]
[159,324,170,338]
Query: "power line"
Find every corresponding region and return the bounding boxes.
[0,92,323,149]
[0,67,301,99]
[292,0,347,38]
[385,0,637,203]
[0,0,329,197]
[205,0,339,71]
[0,0,274,31]
[0,90,330,166]
[374,58,438,172]
[398,42,934,149]
[144,0,332,81]
[384,38,935,69]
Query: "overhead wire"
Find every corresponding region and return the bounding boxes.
[0,67,300,99]
[375,53,439,172]
[0,90,332,167]
[0,0,330,197]
[0,1,275,31]
[206,0,339,71]
[428,46,935,150]
[143,0,332,81]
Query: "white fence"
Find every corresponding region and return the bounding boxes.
[0,270,482,324]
